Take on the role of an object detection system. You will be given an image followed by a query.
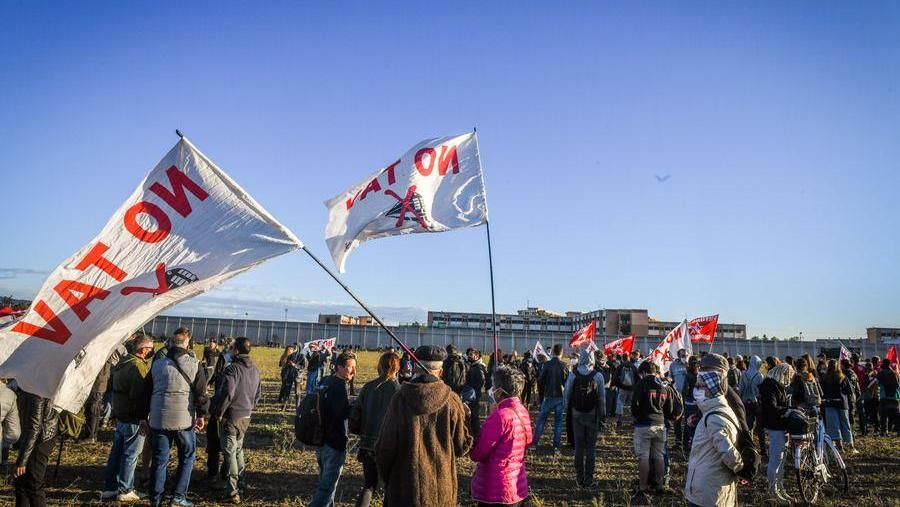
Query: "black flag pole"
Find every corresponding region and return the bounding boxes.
[473,127,500,366]
[300,246,425,372]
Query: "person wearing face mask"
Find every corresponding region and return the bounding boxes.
[759,363,796,503]
[684,370,743,507]
[470,365,532,507]
[562,350,606,488]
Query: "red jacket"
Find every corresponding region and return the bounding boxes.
[853,364,868,396]
[470,397,532,504]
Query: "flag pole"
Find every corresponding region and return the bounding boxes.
[300,246,424,371]
[474,127,500,366]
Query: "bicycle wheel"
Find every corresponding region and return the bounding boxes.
[823,444,849,496]
[794,440,821,504]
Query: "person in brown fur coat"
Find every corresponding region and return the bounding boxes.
[376,345,473,507]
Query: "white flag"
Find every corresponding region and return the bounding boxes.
[648,320,691,375]
[532,341,547,359]
[0,137,302,412]
[839,345,851,361]
[324,133,488,272]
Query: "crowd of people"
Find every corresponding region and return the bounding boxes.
[0,329,897,507]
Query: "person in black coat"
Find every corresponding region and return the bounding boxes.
[759,363,795,502]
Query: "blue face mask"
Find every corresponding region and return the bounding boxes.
[489,387,506,405]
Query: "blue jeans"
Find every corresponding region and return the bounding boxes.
[825,407,853,445]
[766,429,787,492]
[534,397,565,449]
[310,444,346,507]
[103,422,145,493]
[306,369,320,395]
[150,428,196,504]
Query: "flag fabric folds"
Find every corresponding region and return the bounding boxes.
[0,138,303,412]
[302,337,337,353]
[839,345,851,361]
[604,334,636,356]
[532,341,547,359]
[689,314,719,343]
[570,321,596,348]
[649,320,691,374]
[324,133,488,272]
[886,345,897,364]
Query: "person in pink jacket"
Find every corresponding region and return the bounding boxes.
[470,365,533,506]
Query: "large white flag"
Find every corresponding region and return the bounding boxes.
[0,137,303,412]
[648,319,691,375]
[324,133,488,272]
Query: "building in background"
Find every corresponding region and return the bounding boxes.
[867,327,900,344]
[427,307,571,332]
[318,314,378,326]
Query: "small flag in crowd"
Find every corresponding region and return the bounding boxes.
[324,133,488,272]
[0,137,303,412]
[840,345,852,361]
[570,321,596,348]
[887,345,897,364]
[303,337,337,353]
[688,314,719,343]
[604,334,636,355]
[649,320,691,374]
[532,341,547,359]
[585,340,599,353]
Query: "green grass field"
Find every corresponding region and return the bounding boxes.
[1,347,897,506]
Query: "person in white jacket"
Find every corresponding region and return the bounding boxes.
[684,370,743,507]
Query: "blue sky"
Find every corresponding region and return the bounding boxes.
[1,2,898,339]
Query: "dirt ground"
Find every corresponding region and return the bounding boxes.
[1,348,897,506]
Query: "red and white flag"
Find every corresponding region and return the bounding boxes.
[839,345,852,361]
[304,337,337,353]
[324,133,488,272]
[585,340,599,353]
[0,308,25,329]
[649,320,691,374]
[886,345,897,364]
[0,137,303,412]
[532,341,547,359]
[604,334,636,355]
[689,314,719,343]
[570,321,596,348]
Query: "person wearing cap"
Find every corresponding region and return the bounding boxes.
[684,370,743,507]
[376,345,473,507]
[700,353,750,433]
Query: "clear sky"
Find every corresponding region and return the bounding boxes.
[1,2,898,340]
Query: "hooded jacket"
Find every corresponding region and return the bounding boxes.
[759,377,790,430]
[110,353,152,423]
[684,395,743,507]
[563,351,606,415]
[376,374,473,507]
[737,356,764,403]
[631,374,677,427]
[210,354,261,422]
[470,396,532,504]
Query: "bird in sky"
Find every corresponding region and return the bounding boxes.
[655,174,671,183]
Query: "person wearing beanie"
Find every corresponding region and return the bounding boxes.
[684,370,743,507]
[562,350,607,488]
[376,346,473,507]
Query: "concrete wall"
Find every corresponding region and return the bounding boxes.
[145,315,891,359]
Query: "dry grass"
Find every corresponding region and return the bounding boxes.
[1,347,897,506]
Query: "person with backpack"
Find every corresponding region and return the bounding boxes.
[519,352,536,409]
[210,337,262,504]
[821,359,857,454]
[612,351,639,432]
[631,360,677,499]
[759,363,796,503]
[738,355,766,451]
[305,343,326,395]
[308,351,357,507]
[146,327,210,507]
[349,352,400,507]
[684,370,743,507]
[531,344,568,454]
[790,357,823,416]
[442,344,468,394]
[563,350,606,488]
[101,333,154,502]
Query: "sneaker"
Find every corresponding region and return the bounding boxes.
[100,491,118,500]
[225,494,241,504]
[117,491,141,502]
[169,498,194,507]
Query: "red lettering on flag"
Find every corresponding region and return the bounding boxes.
[437,145,460,175]
[358,178,382,202]
[149,166,209,218]
[120,262,170,296]
[11,301,72,344]
[385,159,400,185]
[414,148,436,176]
[124,202,171,243]
[53,280,110,321]
[75,242,128,281]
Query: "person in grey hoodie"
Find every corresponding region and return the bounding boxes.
[563,350,606,488]
[146,328,209,507]
[210,337,261,503]
[737,355,766,450]
[0,380,20,466]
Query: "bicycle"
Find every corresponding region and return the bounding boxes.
[787,413,849,504]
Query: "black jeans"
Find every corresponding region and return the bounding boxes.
[206,417,224,479]
[15,437,56,507]
[355,449,379,507]
[467,398,482,439]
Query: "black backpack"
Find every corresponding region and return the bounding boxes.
[703,410,761,482]
[571,371,599,412]
[443,355,467,393]
[295,384,328,447]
